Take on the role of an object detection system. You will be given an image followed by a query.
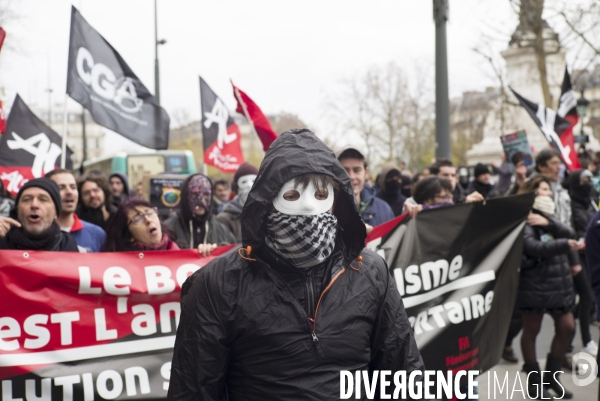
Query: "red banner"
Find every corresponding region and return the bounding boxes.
[0,246,233,399]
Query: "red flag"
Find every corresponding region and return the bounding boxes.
[0,27,5,53]
[556,66,581,169]
[200,77,244,173]
[0,100,5,133]
[231,81,278,151]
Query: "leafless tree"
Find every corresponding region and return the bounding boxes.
[325,62,435,171]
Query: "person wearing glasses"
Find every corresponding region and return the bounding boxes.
[77,175,116,231]
[101,198,179,252]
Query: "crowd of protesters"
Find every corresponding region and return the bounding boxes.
[3,131,600,398]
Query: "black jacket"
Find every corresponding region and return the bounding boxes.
[518,215,576,312]
[168,129,424,401]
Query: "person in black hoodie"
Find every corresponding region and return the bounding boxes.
[375,163,407,216]
[168,129,424,401]
[0,178,78,251]
[567,169,598,356]
[164,173,235,250]
[109,172,130,208]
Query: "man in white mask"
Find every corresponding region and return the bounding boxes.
[169,129,424,401]
[216,162,258,242]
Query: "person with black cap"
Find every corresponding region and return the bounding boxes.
[216,162,259,242]
[0,178,79,251]
[168,129,424,400]
[467,163,499,200]
[337,147,395,231]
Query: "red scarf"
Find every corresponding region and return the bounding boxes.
[133,235,179,251]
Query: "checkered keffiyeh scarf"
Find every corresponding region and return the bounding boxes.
[265,211,338,269]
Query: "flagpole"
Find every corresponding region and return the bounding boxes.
[60,94,68,168]
[232,83,265,157]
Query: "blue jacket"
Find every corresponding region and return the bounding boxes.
[68,214,106,252]
[585,210,600,319]
[360,186,395,227]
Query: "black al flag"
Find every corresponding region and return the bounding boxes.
[0,95,73,195]
[199,77,244,173]
[66,6,169,149]
[368,194,533,374]
[510,87,579,170]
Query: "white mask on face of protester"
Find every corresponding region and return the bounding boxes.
[237,174,256,206]
[273,178,334,216]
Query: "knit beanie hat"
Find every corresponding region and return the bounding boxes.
[474,163,489,178]
[15,178,61,215]
[232,163,259,193]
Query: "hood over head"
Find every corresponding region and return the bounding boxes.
[179,173,213,224]
[109,172,130,196]
[242,129,366,264]
[376,163,401,189]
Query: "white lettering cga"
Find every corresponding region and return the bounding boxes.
[76,47,143,113]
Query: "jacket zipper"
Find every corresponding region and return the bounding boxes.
[311,268,346,342]
[305,269,315,319]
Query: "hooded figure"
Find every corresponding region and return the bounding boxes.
[467,163,498,199]
[169,129,424,401]
[216,163,259,242]
[164,173,235,249]
[108,172,130,208]
[375,163,407,216]
[569,169,598,238]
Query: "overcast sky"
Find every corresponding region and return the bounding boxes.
[1,0,519,152]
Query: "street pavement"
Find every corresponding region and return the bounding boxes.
[478,315,599,400]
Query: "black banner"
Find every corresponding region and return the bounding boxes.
[66,6,169,149]
[0,94,73,195]
[370,193,534,373]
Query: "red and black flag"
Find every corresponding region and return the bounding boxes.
[66,6,169,149]
[231,81,278,151]
[511,87,580,170]
[555,67,582,166]
[200,76,244,173]
[0,95,73,195]
[0,100,6,134]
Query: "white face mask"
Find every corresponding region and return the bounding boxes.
[237,175,257,191]
[273,179,334,216]
[237,174,256,206]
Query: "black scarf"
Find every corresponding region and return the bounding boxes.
[6,221,63,250]
[472,180,494,199]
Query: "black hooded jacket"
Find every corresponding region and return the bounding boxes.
[168,129,424,401]
[568,170,597,238]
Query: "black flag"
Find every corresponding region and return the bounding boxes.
[510,87,579,170]
[0,95,73,195]
[66,6,169,149]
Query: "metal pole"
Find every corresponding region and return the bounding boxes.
[433,0,451,160]
[61,95,68,169]
[80,108,87,174]
[154,0,160,105]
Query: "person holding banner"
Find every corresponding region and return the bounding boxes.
[169,129,424,400]
[517,176,582,399]
[101,198,179,252]
[165,173,235,251]
[0,178,79,251]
